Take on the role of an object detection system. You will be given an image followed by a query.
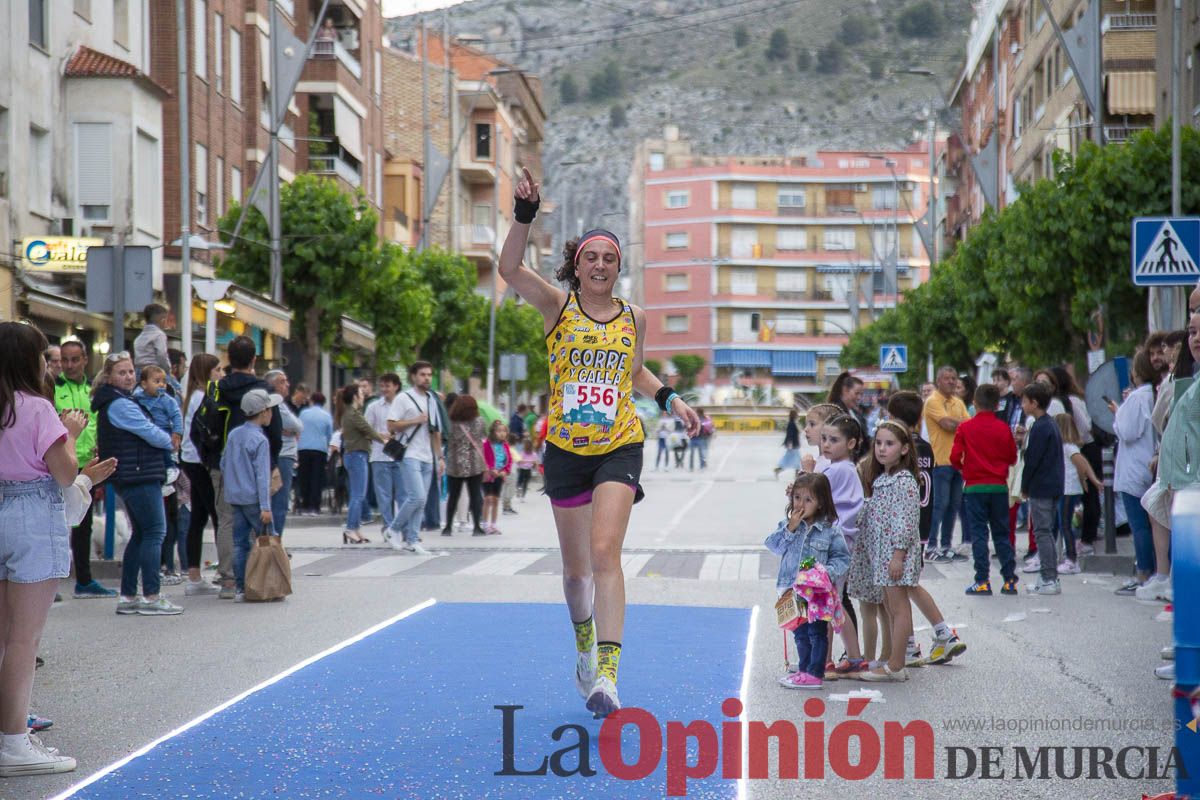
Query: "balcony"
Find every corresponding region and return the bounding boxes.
[457,224,496,261]
[1101,13,1156,34]
[1104,124,1151,143]
[310,33,362,80]
[308,154,361,187]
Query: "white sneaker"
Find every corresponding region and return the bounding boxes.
[1020,555,1041,574]
[136,596,184,615]
[389,536,408,551]
[1156,663,1176,680]
[160,572,184,586]
[1056,559,1081,575]
[1135,574,1172,602]
[403,542,431,556]
[586,675,621,718]
[0,733,76,777]
[575,641,599,699]
[1077,542,1095,557]
[1026,579,1062,595]
[185,579,220,596]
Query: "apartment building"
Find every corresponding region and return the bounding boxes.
[407,32,548,293]
[151,0,385,366]
[632,131,934,399]
[948,0,1160,244]
[1154,0,1200,128]
[1,0,165,352]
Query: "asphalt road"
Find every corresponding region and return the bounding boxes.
[14,434,1178,799]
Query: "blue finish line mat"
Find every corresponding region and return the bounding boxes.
[60,601,753,799]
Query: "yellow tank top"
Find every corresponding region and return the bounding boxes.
[546,293,645,456]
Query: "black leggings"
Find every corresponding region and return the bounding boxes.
[445,475,483,529]
[183,461,216,569]
[70,497,95,585]
[1080,440,1103,544]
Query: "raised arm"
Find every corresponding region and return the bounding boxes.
[498,167,567,325]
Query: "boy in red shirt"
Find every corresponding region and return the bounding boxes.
[950,384,1018,595]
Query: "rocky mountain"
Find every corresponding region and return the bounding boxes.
[386,0,973,251]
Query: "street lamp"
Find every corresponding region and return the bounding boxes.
[892,67,942,270]
[192,278,234,355]
[170,234,225,358]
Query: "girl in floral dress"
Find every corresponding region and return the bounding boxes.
[857,421,923,683]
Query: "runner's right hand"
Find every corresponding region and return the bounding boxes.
[516,166,540,203]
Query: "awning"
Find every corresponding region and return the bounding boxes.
[340,315,376,353]
[770,350,818,377]
[713,349,772,368]
[334,95,364,162]
[229,287,291,339]
[1106,71,1155,115]
[20,285,112,333]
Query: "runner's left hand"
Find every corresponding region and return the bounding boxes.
[671,397,701,438]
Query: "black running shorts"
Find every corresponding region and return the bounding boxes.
[542,442,645,507]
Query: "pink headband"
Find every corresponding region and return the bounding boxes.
[573,229,622,266]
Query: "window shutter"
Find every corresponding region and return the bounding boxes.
[76,123,113,208]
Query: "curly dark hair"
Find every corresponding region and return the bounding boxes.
[555,237,582,292]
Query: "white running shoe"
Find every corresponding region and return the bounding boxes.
[1020,555,1041,573]
[185,579,219,596]
[586,675,621,718]
[0,733,76,777]
[1056,559,1081,575]
[404,542,432,556]
[575,642,599,699]
[1135,574,1172,602]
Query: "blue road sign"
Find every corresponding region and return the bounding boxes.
[880,344,908,373]
[1131,217,1200,286]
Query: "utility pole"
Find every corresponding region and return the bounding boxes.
[928,112,937,271]
[444,10,455,252]
[1151,0,1187,332]
[176,0,192,359]
[419,15,431,251]
[487,134,500,406]
[268,0,282,303]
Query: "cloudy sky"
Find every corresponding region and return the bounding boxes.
[381,0,468,17]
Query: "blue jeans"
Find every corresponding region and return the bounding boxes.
[792,621,828,678]
[231,503,269,592]
[372,460,405,531]
[271,456,295,536]
[117,481,167,598]
[965,491,1016,584]
[392,458,433,543]
[1121,492,1156,574]
[1056,494,1080,561]
[656,438,669,468]
[930,466,964,550]
[343,450,370,531]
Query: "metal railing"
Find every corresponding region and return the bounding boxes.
[310,36,362,79]
[456,224,495,247]
[308,154,361,187]
[1102,13,1156,33]
[1104,124,1151,143]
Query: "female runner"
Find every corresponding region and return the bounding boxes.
[498,168,700,717]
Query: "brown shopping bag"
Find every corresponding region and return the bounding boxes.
[244,534,292,601]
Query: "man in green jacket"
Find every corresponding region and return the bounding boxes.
[54,340,115,598]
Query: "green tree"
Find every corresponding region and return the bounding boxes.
[671,354,706,391]
[644,358,662,379]
[410,248,487,377]
[559,74,578,105]
[351,243,435,373]
[493,300,550,393]
[216,173,378,384]
[795,49,812,71]
[608,104,627,129]
[841,126,1200,374]
[734,25,749,48]
[817,41,846,74]
[839,14,876,46]
[588,61,623,102]
[766,28,790,62]
[898,1,943,38]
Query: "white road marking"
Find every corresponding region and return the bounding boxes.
[700,554,762,582]
[456,552,544,576]
[738,606,760,800]
[48,598,437,800]
[699,554,725,581]
[330,555,436,578]
[621,552,654,577]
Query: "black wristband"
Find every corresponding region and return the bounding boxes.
[655,386,675,412]
[514,196,540,224]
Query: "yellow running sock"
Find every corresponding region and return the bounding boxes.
[573,617,596,654]
[597,641,622,682]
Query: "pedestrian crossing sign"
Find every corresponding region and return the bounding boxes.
[1131,217,1200,286]
[880,344,908,373]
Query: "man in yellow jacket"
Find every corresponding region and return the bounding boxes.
[54,340,116,598]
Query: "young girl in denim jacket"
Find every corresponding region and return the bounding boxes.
[765,472,851,690]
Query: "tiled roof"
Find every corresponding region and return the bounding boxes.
[64,46,168,94]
